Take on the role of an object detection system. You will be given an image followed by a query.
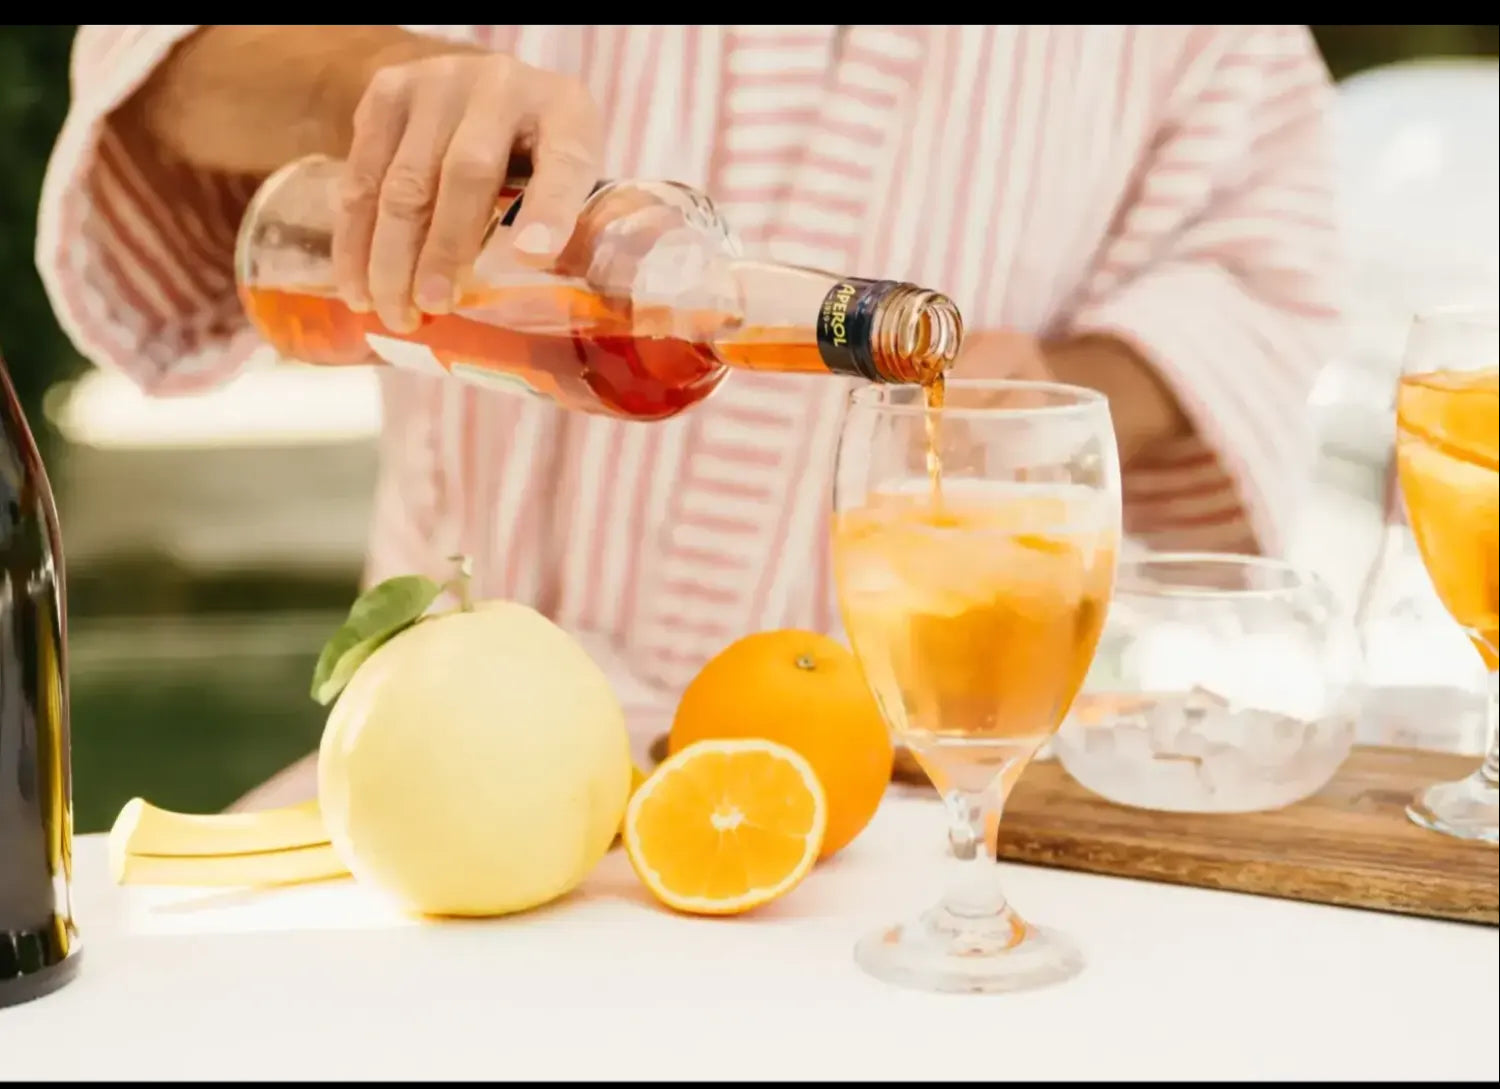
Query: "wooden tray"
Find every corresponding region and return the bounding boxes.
[987,746,1497,926]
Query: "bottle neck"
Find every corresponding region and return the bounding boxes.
[710,263,964,385]
[815,277,963,384]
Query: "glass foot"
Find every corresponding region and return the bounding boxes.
[854,904,1083,995]
[1407,767,1499,846]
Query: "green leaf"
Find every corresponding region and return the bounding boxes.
[310,574,445,706]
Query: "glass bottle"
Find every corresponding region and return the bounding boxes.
[0,350,81,1008]
[235,156,963,420]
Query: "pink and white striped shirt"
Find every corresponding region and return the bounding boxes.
[37,25,1342,761]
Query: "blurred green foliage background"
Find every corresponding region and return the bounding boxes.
[0,25,75,435]
[0,25,1495,832]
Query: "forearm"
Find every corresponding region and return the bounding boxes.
[1043,333,1190,465]
[121,25,474,175]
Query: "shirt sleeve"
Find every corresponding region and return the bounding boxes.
[1064,25,1345,555]
[35,26,272,396]
[35,25,494,398]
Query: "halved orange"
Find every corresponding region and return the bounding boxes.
[623,739,828,916]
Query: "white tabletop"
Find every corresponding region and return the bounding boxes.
[4,791,1496,1082]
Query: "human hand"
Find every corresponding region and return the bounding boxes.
[333,50,604,332]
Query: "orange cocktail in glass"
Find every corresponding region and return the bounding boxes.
[1395,306,1498,844]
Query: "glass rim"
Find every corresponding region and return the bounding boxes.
[1413,302,1499,329]
[1116,551,1321,600]
[846,379,1109,420]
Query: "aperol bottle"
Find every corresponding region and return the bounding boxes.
[236,157,963,420]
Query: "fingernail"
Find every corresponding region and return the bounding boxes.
[514,223,554,255]
[347,294,371,314]
[381,307,419,334]
[416,276,452,314]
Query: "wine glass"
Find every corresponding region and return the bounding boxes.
[831,379,1120,994]
[1394,304,1499,844]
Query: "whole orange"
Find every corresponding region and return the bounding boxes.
[669,630,893,859]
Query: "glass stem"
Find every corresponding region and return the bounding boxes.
[1480,672,1498,787]
[939,789,1011,919]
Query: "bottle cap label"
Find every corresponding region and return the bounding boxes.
[817,278,894,382]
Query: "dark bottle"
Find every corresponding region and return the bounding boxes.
[0,352,80,1008]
